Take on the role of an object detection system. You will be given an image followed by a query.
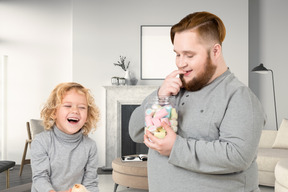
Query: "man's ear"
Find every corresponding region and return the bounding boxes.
[212,44,222,57]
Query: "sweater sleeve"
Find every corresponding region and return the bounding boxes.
[31,134,54,192]
[82,139,99,192]
[168,87,266,174]
[129,90,158,143]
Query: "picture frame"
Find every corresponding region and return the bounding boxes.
[140,25,176,80]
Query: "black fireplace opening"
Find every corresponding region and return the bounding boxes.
[121,104,148,156]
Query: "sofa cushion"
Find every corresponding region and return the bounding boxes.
[275,159,288,189]
[273,119,288,149]
[259,130,277,148]
[257,148,288,171]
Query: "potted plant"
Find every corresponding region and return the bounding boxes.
[113,56,132,85]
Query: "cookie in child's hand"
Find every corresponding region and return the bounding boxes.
[71,184,89,192]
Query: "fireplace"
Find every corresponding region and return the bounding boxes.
[121,104,148,156]
[103,85,158,169]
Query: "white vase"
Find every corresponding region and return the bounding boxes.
[124,70,131,85]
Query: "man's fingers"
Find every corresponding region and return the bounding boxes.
[169,81,182,95]
[145,130,157,144]
[162,122,173,133]
[167,69,186,78]
[144,130,163,151]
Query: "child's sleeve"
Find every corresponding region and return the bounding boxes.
[82,140,99,192]
[31,136,54,192]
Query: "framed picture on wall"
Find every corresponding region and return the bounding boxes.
[140,25,176,80]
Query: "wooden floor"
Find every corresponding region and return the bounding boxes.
[0,164,274,192]
[0,164,112,191]
[0,164,32,190]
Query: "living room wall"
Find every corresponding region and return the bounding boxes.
[249,0,288,131]
[0,0,72,163]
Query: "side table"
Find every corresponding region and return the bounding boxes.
[112,157,148,192]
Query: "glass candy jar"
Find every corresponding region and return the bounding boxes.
[144,96,178,139]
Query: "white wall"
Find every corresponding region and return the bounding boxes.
[249,0,288,130]
[0,0,72,161]
[0,0,249,166]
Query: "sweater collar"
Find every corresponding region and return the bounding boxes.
[53,125,83,143]
[209,68,231,85]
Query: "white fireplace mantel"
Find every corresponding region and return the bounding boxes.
[103,85,158,168]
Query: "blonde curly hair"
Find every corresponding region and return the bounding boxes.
[41,82,100,135]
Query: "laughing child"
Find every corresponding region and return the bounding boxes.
[31,82,100,192]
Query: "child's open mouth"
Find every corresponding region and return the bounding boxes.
[67,117,79,123]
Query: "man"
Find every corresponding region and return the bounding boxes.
[129,11,266,192]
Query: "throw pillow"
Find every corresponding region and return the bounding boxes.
[272,118,288,149]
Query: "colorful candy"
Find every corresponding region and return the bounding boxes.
[153,108,169,119]
[145,103,178,139]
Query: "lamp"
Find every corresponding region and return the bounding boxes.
[252,63,278,130]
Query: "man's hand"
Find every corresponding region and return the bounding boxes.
[144,122,177,156]
[158,70,185,96]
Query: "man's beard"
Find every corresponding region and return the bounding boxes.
[180,55,216,91]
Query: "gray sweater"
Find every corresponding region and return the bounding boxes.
[31,126,99,192]
[129,70,266,192]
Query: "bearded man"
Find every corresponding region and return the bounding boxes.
[129,11,266,192]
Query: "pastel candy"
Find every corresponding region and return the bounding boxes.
[171,108,178,119]
[154,108,169,119]
[144,127,148,135]
[154,128,166,139]
[147,125,157,132]
[171,126,178,132]
[170,119,178,127]
[145,116,153,126]
[144,101,179,139]
[152,118,161,128]
[145,108,154,116]
[164,105,172,118]
[161,118,170,125]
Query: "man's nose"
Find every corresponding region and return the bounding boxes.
[177,57,188,69]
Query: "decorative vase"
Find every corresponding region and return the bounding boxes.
[124,70,132,85]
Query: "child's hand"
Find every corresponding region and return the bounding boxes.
[56,189,71,192]
[71,184,88,192]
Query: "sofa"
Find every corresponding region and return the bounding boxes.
[275,159,288,192]
[257,118,288,186]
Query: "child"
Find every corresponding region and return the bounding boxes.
[31,82,100,192]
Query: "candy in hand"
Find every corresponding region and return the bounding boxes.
[71,184,88,192]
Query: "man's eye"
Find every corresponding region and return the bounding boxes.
[187,55,193,58]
